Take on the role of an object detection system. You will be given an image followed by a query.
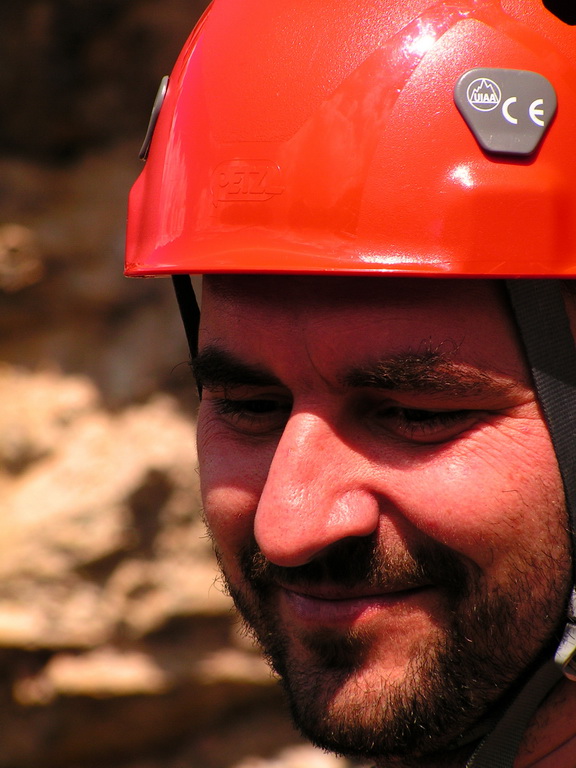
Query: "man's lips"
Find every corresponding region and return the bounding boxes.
[276,582,434,625]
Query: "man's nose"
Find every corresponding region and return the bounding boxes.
[254,411,381,567]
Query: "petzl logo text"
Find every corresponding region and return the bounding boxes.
[467,78,502,111]
[211,160,285,205]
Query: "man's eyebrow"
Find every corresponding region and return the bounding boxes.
[343,351,518,397]
[193,346,520,397]
[192,345,282,389]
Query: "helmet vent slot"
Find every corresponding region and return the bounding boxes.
[542,1,576,25]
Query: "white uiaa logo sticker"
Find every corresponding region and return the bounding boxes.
[467,77,502,112]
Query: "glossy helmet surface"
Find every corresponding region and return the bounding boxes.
[126,0,576,278]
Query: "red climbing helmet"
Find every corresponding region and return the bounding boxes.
[126,0,576,278]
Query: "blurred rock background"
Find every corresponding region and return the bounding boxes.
[0,3,365,767]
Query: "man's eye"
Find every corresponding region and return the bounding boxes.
[379,406,479,443]
[211,397,291,433]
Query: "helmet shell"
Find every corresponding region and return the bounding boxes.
[126,0,576,278]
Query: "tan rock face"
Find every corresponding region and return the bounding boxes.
[0,369,212,647]
[0,225,44,293]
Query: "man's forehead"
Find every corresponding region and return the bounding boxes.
[199,274,532,387]
[202,273,504,312]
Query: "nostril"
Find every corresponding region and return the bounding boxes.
[542,1,576,25]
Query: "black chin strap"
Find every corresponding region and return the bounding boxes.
[172,274,200,359]
[466,279,576,768]
[506,280,576,541]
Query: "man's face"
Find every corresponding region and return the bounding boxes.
[195,275,571,766]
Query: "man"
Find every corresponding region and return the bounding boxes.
[125,1,576,765]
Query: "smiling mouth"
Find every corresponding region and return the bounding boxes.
[278,583,434,625]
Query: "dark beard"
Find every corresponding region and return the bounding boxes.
[216,536,567,766]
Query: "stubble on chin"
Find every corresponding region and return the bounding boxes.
[214,537,569,766]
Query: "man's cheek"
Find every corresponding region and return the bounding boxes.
[202,483,257,553]
[199,452,267,588]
